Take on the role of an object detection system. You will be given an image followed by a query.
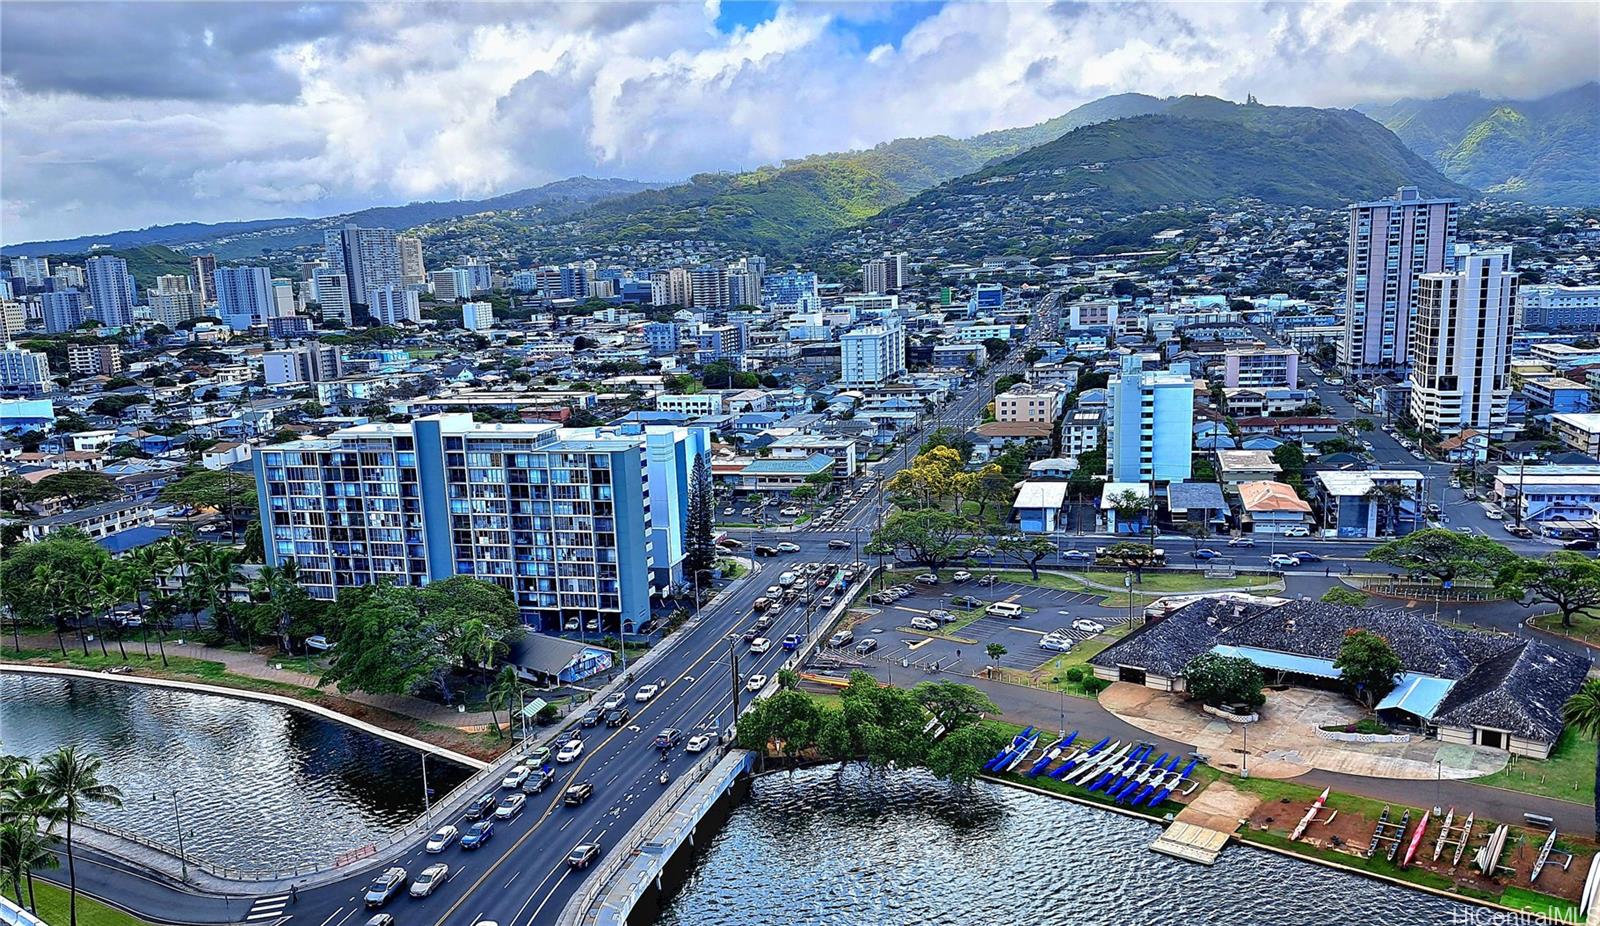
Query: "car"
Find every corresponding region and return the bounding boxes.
[1226,536,1255,548]
[556,739,584,763]
[526,746,551,766]
[871,591,897,604]
[1457,526,1475,535]
[493,793,526,820]
[1567,539,1599,551]
[1283,526,1311,537]
[1039,633,1074,653]
[1072,619,1106,634]
[1268,554,1301,568]
[409,863,449,898]
[579,709,602,728]
[366,916,395,926]
[968,546,994,558]
[813,575,831,589]
[500,766,529,789]
[820,594,836,607]
[1290,551,1322,562]
[740,507,753,516]
[465,792,497,820]
[777,542,801,553]
[603,706,631,727]
[563,618,581,631]
[780,506,803,517]
[976,574,998,587]
[722,507,735,516]
[915,573,940,585]
[653,728,683,750]
[745,674,768,691]
[460,820,494,849]
[686,733,713,753]
[828,539,852,549]
[952,570,972,582]
[754,614,775,630]
[635,684,660,702]
[364,868,408,907]
[305,634,334,652]
[520,766,556,794]
[601,692,626,712]
[910,616,939,631]
[424,825,459,853]
[854,638,878,655]
[749,637,771,653]
[928,608,953,622]
[566,842,602,869]
[563,782,594,806]
[765,585,783,596]
[753,545,779,557]
[1060,549,1092,562]
[1506,524,1534,538]
[1190,548,1221,560]
[951,595,982,608]
[781,633,802,650]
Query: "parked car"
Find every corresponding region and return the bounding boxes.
[566,842,602,869]
[305,634,334,652]
[1072,619,1106,634]
[745,674,768,691]
[952,570,972,582]
[364,868,408,907]
[976,574,998,586]
[556,739,584,763]
[1284,526,1311,537]
[563,782,594,806]
[460,821,494,850]
[910,616,939,631]
[1038,633,1074,653]
[951,595,982,608]
[915,573,940,585]
[686,733,713,753]
[409,863,449,898]
[828,629,854,647]
[854,638,879,655]
[828,539,852,549]
[424,825,459,853]
[928,609,952,622]
[634,684,660,702]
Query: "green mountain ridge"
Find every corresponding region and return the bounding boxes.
[1359,83,1598,205]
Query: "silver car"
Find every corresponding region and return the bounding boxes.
[409,863,449,898]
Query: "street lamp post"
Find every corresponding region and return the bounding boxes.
[1434,760,1443,816]
[421,753,432,814]
[159,790,189,882]
[1241,721,1250,779]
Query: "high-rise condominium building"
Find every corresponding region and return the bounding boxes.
[68,343,123,377]
[762,270,818,307]
[9,257,49,290]
[0,343,51,394]
[462,300,494,331]
[85,255,136,327]
[0,302,25,342]
[1106,354,1195,483]
[397,236,426,286]
[270,279,298,317]
[263,343,342,384]
[728,267,762,307]
[862,252,907,295]
[650,268,692,307]
[253,415,708,631]
[1340,186,1458,374]
[839,316,907,385]
[689,265,731,311]
[40,291,85,333]
[312,270,351,325]
[213,265,275,331]
[430,268,471,302]
[323,224,402,311]
[1408,245,1515,436]
[192,255,218,304]
[370,286,421,325]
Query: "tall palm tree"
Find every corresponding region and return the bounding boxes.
[122,547,161,661]
[0,757,59,912]
[87,559,128,662]
[157,534,198,632]
[486,665,521,740]
[40,748,124,926]
[194,546,244,644]
[250,558,301,654]
[29,565,70,657]
[1564,679,1600,838]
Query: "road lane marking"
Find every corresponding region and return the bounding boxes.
[315,910,343,926]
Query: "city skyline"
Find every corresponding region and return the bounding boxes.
[3,0,1597,243]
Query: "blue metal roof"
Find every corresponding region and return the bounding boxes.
[1211,644,1341,679]
[1375,673,1456,720]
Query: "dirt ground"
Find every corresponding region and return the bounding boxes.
[1247,794,1592,904]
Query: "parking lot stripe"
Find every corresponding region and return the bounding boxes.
[1007,627,1048,636]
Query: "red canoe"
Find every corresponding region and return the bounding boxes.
[1401,810,1431,868]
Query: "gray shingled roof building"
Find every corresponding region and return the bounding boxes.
[1090,597,1590,758]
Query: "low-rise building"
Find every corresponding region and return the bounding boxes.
[24,497,153,542]
[1215,450,1281,492]
[737,453,835,492]
[994,383,1065,425]
[1238,480,1312,535]
[1312,470,1425,538]
[655,392,725,416]
[67,343,123,377]
[1222,345,1298,388]
[1552,413,1600,458]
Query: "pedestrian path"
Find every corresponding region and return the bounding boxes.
[244,893,290,921]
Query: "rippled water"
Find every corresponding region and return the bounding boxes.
[659,766,1479,926]
[0,673,473,871]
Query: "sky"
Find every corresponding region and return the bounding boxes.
[3,0,1597,245]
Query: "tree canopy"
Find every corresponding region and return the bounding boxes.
[870,509,972,572]
[1496,552,1600,628]
[1369,529,1517,583]
[0,531,112,623]
[1183,653,1265,709]
[1333,629,1403,705]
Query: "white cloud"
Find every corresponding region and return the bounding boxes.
[2,0,1595,243]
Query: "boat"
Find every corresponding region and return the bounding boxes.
[1451,812,1475,868]
[1107,746,1157,794]
[1027,731,1076,778]
[1579,853,1600,916]
[1289,788,1330,842]
[1067,741,1128,786]
[1531,828,1558,883]
[984,727,1035,771]
[1386,810,1411,862]
[1365,805,1391,858]
[1051,735,1108,779]
[1145,757,1199,807]
[1431,808,1454,862]
[1003,730,1041,772]
[1476,824,1509,876]
[1129,754,1183,805]
[1112,752,1168,802]
[1400,810,1430,868]
[1091,745,1148,793]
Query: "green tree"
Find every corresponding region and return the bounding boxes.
[1369,528,1518,584]
[994,533,1055,580]
[1560,679,1600,837]
[486,665,522,740]
[1183,653,1266,709]
[1096,541,1158,578]
[985,642,1007,661]
[1271,443,1306,493]
[41,748,124,926]
[1320,587,1369,607]
[0,532,112,639]
[1333,629,1403,706]
[911,680,997,733]
[319,585,444,696]
[684,453,716,583]
[736,689,823,761]
[22,471,122,509]
[870,509,972,572]
[1496,552,1600,629]
[159,468,257,541]
[0,757,59,913]
[925,723,1009,786]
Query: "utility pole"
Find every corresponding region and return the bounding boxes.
[728,634,741,720]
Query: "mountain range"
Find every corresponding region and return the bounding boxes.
[1359,82,1598,205]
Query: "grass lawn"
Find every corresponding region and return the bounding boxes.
[983,570,1087,592]
[1475,728,1597,805]
[1499,886,1578,920]
[1033,624,1136,696]
[1529,613,1600,647]
[5,879,152,926]
[6,646,237,681]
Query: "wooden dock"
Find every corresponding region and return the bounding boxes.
[1150,820,1231,864]
[1148,779,1256,865]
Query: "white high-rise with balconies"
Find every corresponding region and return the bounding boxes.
[1340,186,1458,374]
[840,316,906,384]
[1407,245,1515,437]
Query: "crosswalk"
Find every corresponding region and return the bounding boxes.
[245,894,291,922]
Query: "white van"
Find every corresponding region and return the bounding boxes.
[778,571,796,587]
[987,602,1023,619]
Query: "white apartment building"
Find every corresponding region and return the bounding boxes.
[1067,300,1118,329]
[370,286,421,325]
[1518,284,1600,331]
[67,343,123,377]
[655,392,725,415]
[264,344,343,385]
[840,317,907,385]
[0,343,51,393]
[397,235,426,286]
[313,270,352,325]
[1408,245,1514,436]
[1341,186,1458,373]
[462,300,494,331]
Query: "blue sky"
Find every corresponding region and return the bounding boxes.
[2,0,1595,243]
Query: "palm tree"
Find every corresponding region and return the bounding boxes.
[250,558,301,654]
[1363,482,1416,537]
[123,547,163,662]
[29,565,70,657]
[40,748,124,926]
[1563,679,1600,838]
[486,665,521,740]
[191,545,243,643]
[0,757,59,912]
[87,559,128,662]
[157,534,199,633]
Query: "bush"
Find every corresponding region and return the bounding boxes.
[1081,677,1110,695]
[1320,587,1369,607]
[1064,667,1085,684]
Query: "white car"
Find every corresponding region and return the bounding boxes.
[685,734,713,753]
[722,507,735,516]
[1283,527,1311,537]
[634,684,660,702]
[500,766,530,789]
[1039,634,1074,653]
[1226,536,1255,548]
[305,634,334,652]
[780,506,803,517]
[425,825,459,853]
[776,542,801,553]
[915,573,940,585]
[556,739,584,763]
[819,594,836,607]
[749,637,771,654]
[909,616,939,631]
[1060,550,1091,562]
[952,570,972,582]
[493,793,526,819]
[1072,619,1106,634]
[745,674,768,691]
[1268,554,1301,568]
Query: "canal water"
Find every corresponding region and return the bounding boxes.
[659,765,1479,926]
[0,673,473,871]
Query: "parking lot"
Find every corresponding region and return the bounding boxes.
[820,572,1134,675]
